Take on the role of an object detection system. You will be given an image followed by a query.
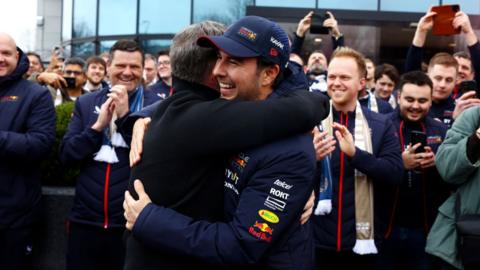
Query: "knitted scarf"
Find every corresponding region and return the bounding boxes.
[316,101,377,255]
[94,86,145,163]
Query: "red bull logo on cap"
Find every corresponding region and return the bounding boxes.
[249,221,273,242]
[238,27,257,41]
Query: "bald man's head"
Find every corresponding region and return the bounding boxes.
[0,33,19,77]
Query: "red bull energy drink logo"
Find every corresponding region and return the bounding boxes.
[248,221,273,242]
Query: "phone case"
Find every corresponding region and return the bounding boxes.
[432,5,460,36]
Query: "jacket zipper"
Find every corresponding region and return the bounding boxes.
[103,163,111,229]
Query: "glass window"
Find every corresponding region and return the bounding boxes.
[194,0,254,25]
[99,0,136,35]
[255,0,314,8]
[73,0,97,38]
[141,39,172,55]
[99,40,116,54]
[381,0,438,12]
[62,0,73,41]
[318,0,377,11]
[139,0,190,34]
[443,0,480,15]
[72,42,95,59]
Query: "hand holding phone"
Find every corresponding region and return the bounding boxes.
[63,77,76,89]
[410,130,427,154]
[310,12,331,35]
[458,80,477,97]
[432,5,461,36]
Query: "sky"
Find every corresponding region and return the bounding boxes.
[0,0,37,51]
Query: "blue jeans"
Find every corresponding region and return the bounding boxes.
[376,227,432,270]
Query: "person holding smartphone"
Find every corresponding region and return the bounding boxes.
[377,71,451,270]
[54,57,88,106]
[405,7,480,128]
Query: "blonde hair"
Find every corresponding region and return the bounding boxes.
[331,47,367,79]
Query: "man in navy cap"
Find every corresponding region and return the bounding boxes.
[123,17,328,270]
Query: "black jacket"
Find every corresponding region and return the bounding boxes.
[124,77,329,270]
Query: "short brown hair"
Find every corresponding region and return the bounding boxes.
[109,40,144,66]
[374,63,399,86]
[330,47,367,79]
[428,52,458,71]
[86,56,106,71]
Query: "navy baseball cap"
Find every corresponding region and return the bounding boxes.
[197,16,290,71]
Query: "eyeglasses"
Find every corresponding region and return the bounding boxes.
[158,61,170,66]
[64,70,83,76]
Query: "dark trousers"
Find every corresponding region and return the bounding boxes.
[315,248,375,270]
[66,221,125,270]
[431,255,480,270]
[0,227,34,270]
[376,227,432,270]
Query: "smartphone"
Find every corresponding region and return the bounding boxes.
[458,80,477,97]
[310,12,331,35]
[410,131,427,153]
[432,5,461,36]
[63,77,76,88]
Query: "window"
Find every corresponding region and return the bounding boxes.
[381,0,438,12]
[255,0,314,8]
[62,0,73,41]
[139,0,190,34]
[141,39,172,55]
[73,0,97,38]
[193,0,253,25]
[318,0,377,11]
[99,0,136,35]
[99,40,116,54]
[443,0,480,15]
[72,42,95,59]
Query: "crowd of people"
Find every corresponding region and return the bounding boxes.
[1,6,480,270]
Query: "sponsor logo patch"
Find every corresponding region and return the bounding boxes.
[264,196,286,212]
[248,221,273,242]
[0,95,19,101]
[238,27,257,41]
[258,209,279,223]
[269,48,278,57]
[427,136,442,144]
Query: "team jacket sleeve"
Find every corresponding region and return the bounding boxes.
[468,41,480,87]
[290,33,304,56]
[132,150,315,267]
[167,91,329,156]
[348,119,403,186]
[404,44,423,73]
[59,97,103,164]
[0,89,55,161]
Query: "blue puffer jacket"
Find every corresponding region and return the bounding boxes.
[59,87,159,228]
[0,47,56,229]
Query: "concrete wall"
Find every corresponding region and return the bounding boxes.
[35,0,62,61]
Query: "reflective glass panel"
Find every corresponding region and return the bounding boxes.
[99,0,136,35]
[318,0,377,11]
[72,42,95,59]
[141,39,172,55]
[381,0,439,12]
[255,0,314,8]
[139,0,190,34]
[73,0,97,38]
[62,0,73,41]
[193,0,254,25]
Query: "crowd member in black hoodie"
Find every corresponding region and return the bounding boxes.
[377,71,451,270]
[0,33,56,270]
[122,20,329,270]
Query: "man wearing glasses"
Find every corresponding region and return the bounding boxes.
[148,50,172,99]
[54,57,88,106]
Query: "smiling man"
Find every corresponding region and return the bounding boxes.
[59,40,159,270]
[311,47,403,270]
[377,71,450,270]
[124,16,327,270]
[84,56,107,92]
[0,32,55,270]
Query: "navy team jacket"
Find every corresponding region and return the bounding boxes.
[129,62,321,269]
[0,48,55,229]
[59,87,158,228]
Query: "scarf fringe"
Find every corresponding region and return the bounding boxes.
[353,239,378,255]
[111,132,128,147]
[94,145,119,163]
[314,199,332,216]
